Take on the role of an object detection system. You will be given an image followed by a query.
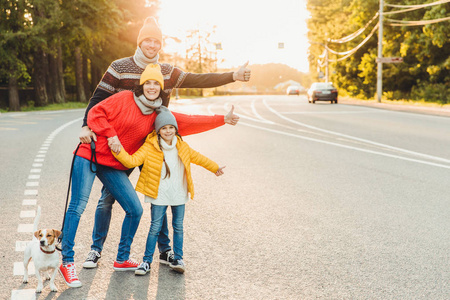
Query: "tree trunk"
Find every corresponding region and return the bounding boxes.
[90,47,102,92]
[8,75,21,111]
[47,53,58,104]
[56,42,66,102]
[34,47,48,107]
[74,47,87,102]
[82,54,91,99]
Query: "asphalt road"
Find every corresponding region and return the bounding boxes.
[1,95,449,299]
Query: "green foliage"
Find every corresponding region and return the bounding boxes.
[411,82,449,104]
[307,0,450,101]
[1,0,160,110]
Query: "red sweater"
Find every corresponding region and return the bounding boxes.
[77,91,224,170]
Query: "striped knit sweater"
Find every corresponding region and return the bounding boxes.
[83,56,235,126]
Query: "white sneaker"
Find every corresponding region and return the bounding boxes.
[83,250,101,269]
[135,262,151,276]
[169,259,185,274]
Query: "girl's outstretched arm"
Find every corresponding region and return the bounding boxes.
[174,106,239,136]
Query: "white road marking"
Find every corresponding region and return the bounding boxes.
[240,121,450,170]
[22,199,37,206]
[20,211,36,218]
[24,190,38,196]
[18,224,34,233]
[11,289,36,300]
[262,98,450,164]
[13,116,82,293]
[16,241,30,251]
[283,110,377,114]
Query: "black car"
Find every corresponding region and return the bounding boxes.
[307,82,338,104]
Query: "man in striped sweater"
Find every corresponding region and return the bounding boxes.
[80,16,250,270]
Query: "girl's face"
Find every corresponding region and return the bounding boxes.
[143,80,161,100]
[159,125,176,144]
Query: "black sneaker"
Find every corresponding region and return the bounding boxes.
[170,259,185,274]
[83,250,101,269]
[159,250,174,265]
[135,262,151,276]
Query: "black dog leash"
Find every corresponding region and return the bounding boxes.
[56,141,97,251]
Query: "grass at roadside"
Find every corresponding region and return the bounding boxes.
[0,101,88,113]
[2,95,449,113]
[340,96,450,109]
[0,96,207,113]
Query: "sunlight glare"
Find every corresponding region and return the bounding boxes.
[158,0,310,72]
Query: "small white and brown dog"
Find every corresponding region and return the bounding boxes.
[23,206,61,293]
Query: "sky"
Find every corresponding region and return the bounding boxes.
[158,0,310,73]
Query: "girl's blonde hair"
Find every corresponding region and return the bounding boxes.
[157,132,183,179]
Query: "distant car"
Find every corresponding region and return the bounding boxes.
[307,82,338,104]
[286,85,301,95]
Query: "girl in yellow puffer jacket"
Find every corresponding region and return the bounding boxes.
[112,106,225,275]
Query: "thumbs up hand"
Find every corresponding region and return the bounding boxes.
[224,105,239,126]
[233,61,251,82]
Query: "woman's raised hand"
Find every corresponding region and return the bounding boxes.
[224,105,239,126]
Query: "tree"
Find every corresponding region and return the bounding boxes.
[0,0,33,110]
[307,0,449,102]
[184,27,218,96]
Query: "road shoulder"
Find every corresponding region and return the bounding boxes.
[339,97,450,118]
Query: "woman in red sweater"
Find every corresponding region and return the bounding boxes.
[59,64,239,288]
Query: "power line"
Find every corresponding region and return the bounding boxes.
[385,0,449,9]
[387,16,450,26]
[314,0,449,72]
[329,13,379,44]
[326,23,379,57]
[384,0,450,16]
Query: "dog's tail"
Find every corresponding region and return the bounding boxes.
[33,206,41,232]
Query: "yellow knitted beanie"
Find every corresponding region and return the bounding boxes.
[137,17,162,46]
[140,64,164,89]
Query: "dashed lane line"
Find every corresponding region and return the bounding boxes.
[11,117,82,299]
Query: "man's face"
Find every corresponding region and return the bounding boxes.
[140,38,161,59]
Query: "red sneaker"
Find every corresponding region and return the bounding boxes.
[113,259,140,271]
[59,263,82,288]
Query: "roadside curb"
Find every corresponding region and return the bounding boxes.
[339,98,450,118]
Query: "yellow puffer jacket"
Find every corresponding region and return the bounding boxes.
[113,131,219,199]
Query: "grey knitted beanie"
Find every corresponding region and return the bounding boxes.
[155,106,178,133]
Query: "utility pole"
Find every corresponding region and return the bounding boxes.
[325,39,329,83]
[376,0,384,102]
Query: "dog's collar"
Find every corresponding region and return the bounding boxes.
[40,247,55,254]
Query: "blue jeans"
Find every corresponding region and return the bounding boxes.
[61,156,143,263]
[91,171,172,254]
[144,204,185,263]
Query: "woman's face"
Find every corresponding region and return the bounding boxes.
[159,125,176,144]
[143,80,161,100]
